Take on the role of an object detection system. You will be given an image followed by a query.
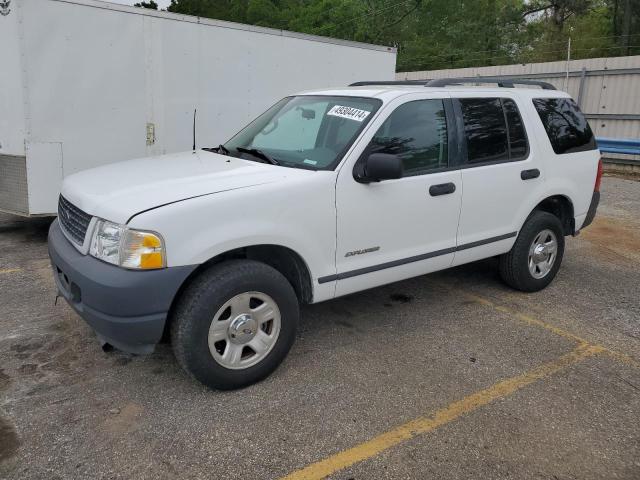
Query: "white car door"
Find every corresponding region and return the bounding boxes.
[452,94,548,266]
[330,93,462,298]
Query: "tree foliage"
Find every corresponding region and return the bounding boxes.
[134,0,159,9]
[166,0,640,71]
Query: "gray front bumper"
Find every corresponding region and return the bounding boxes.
[48,219,197,354]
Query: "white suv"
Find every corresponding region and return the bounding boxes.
[48,78,602,389]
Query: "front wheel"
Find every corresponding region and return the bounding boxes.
[499,211,565,292]
[171,260,299,390]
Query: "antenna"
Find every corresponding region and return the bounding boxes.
[192,108,197,152]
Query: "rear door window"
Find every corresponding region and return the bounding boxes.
[459,98,509,163]
[532,98,596,154]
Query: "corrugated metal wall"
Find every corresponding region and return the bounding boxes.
[397,55,640,163]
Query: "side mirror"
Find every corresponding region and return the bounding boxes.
[354,153,403,183]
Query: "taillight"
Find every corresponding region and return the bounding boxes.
[594,158,603,192]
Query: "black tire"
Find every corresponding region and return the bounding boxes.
[499,211,565,292]
[170,259,299,390]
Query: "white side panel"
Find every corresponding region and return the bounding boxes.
[17,0,395,214]
[161,17,397,149]
[21,0,148,179]
[26,142,63,214]
[0,3,26,156]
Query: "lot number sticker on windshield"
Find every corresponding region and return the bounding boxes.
[327,105,371,122]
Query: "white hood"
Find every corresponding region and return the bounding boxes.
[61,150,311,224]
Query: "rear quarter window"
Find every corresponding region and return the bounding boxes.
[532,98,596,155]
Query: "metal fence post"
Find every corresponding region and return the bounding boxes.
[577,67,587,109]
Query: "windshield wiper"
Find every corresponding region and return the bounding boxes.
[203,144,230,156]
[236,147,280,166]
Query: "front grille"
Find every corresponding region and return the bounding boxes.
[58,195,92,245]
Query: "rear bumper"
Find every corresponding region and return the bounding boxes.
[579,191,600,231]
[48,219,196,354]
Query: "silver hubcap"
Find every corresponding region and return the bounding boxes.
[528,229,558,279]
[208,292,281,370]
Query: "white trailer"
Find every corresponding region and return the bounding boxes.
[0,0,396,216]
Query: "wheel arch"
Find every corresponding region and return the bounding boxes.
[531,194,575,236]
[162,244,313,342]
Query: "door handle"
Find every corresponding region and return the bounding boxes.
[521,169,540,180]
[429,182,456,196]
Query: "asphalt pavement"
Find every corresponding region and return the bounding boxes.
[1,175,639,480]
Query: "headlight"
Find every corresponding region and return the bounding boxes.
[89,219,165,270]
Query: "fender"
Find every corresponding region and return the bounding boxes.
[127,173,339,303]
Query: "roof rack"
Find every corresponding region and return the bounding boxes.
[349,80,431,86]
[349,77,556,90]
[426,77,556,90]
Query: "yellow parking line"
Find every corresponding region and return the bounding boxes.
[460,290,640,370]
[463,292,589,344]
[0,268,21,275]
[280,344,602,480]
[604,350,640,369]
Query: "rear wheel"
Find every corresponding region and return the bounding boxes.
[499,211,565,292]
[171,260,299,390]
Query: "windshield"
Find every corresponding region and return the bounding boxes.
[223,96,382,170]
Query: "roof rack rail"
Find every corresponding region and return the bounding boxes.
[349,80,430,86]
[425,77,556,90]
[349,77,556,90]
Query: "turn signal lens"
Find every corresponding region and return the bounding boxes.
[121,230,166,270]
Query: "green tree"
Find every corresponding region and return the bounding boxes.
[134,0,159,9]
[610,0,640,55]
[166,0,640,71]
